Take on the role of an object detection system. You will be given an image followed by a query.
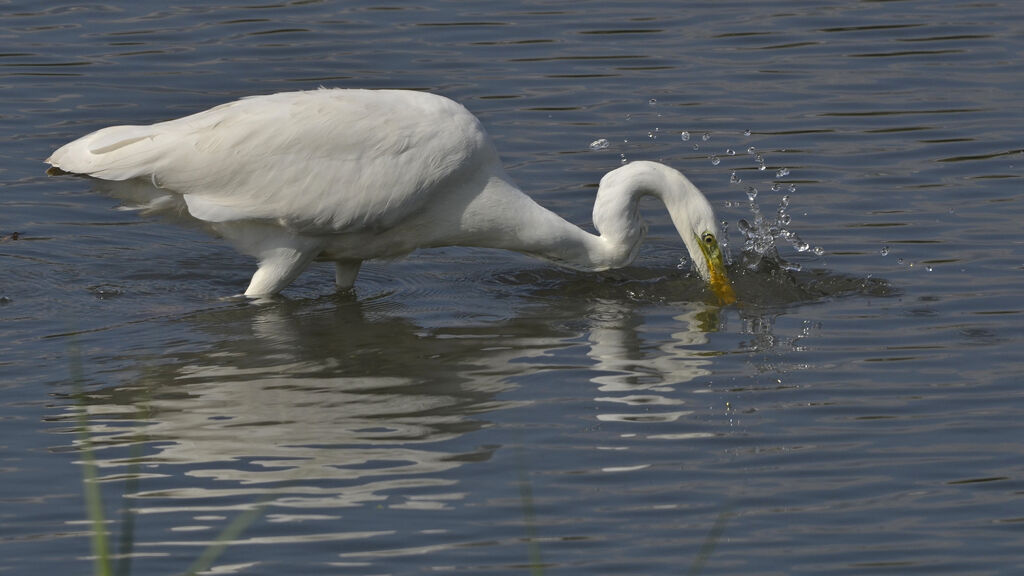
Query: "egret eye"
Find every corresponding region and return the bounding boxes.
[702,233,715,245]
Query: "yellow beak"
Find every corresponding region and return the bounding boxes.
[697,234,736,305]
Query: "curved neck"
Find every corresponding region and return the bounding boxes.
[591,161,710,269]
[452,162,709,273]
[456,175,613,270]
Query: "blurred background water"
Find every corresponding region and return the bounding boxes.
[1,1,1022,574]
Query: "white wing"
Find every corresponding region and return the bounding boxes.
[47,89,494,234]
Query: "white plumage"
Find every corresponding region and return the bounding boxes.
[46,88,735,303]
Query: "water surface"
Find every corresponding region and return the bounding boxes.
[2,1,1022,575]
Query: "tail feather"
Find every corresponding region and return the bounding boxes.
[45,124,165,181]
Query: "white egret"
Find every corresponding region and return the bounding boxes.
[46,89,735,304]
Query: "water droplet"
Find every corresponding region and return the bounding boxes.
[780,214,791,225]
[649,98,657,105]
[620,153,628,165]
[880,246,890,256]
[589,138,610,150]
[781,230,807,251]
[702,132,711,142]
[693,143,700,151]
[625,113,632,120]
[812,246,825,256]
[771,183,781,192]
[776,167,790,178]
[648,131,656,139]
[788,184,797,193]
[89,284,124,299]
[758,163,767,171]
[730,172,741,184]
[710,154,720,166]
[897,257,904,265]
[746,186,758,201]
[680,131,690,141]
[743,129,751,136]
[725,148,736,156]
[925,265,933,272]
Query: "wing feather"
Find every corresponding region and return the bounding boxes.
[47,89,493,233]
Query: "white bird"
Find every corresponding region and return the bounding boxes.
[46,89,735,304]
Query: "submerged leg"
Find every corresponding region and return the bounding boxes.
[334,260,362,291]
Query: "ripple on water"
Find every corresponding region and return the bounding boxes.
[493,257,894,310]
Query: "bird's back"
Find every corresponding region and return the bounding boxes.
[47,89,497,234]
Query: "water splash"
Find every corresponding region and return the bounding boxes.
[593,103,826,280]
[735,191,814,272]
[727,152,824,273]
[719,219,733,265]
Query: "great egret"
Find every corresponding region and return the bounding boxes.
[46,89,735,304]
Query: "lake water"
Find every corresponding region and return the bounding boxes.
[2,1,1022,574]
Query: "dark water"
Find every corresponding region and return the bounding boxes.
[2,1,1022,574]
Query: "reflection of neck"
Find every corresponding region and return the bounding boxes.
[586,300,712,392]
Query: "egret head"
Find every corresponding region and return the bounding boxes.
[595,161,736,304]
[658,166,736,305]
[692,228,735,305]
[674,211,735,306]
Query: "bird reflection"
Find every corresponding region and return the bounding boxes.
[587,298,719,393]
[57,285,747,563]
[583,298,721,427]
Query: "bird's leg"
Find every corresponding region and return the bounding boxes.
[213,221,325,298]
[244,243,321,297]
[334,260,362,291]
